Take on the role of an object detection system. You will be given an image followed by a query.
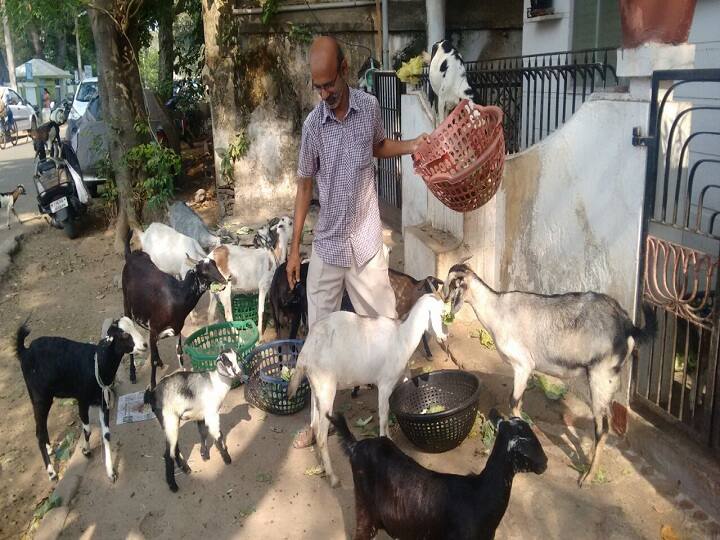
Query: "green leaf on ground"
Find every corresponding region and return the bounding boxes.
[54,431,77,461]
[467,412,496,448]
[592,468,610,484]
[304,465,325,477]
[531,374,568,401]
[238,505,255,518]
[33,494,62,520]
[354,415,372,427]
[470,327,495,350]
[520,412,534,426]
[256,472,273,483]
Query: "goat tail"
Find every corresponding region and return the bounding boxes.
[286,364,305,399]
[630,303,658,346]
[327,413,356,457]
[15,319,30,360]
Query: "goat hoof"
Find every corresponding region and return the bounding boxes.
[48,471,58,482]
[201,450,210,461]
[82,448,92,458]
[222,453,232,465]
[130,374,137,384]
[179,463,191,474]
[168,482,179,493]
[109,471,118,483]
[329,475,340,488]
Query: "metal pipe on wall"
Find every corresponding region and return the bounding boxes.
[232,1,376,15]
[425,0,446,53]
[381,0,389,68]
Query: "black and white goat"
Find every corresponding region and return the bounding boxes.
[144,350,242,492]
[1,184,26,229]
[428,40,477,123]
[16,318,146,482]
[330,410,546,540]
[443,264,657,486]
[123,230,227,388]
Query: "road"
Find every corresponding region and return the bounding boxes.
[0,135,40,241]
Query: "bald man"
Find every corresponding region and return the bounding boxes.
[287,36,427,448]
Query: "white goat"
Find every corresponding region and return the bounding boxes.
[208,217,292,335]
[443,264,657,486]
[287,292,448,487]
[144,349,242,491]
[428,39,476,124]
[134,222,207,279]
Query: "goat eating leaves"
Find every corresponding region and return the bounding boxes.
[443,263,657,486]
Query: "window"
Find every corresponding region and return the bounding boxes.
[573,0,621,50]
[76,82,98,102]
[7,90,21,105]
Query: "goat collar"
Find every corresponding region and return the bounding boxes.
[94,352,115,410]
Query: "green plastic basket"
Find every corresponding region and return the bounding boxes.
[231,293,261,324]
[184,321,259,372]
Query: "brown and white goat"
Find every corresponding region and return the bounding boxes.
[0,184,26,229]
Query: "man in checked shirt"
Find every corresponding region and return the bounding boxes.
[287,36,428,448]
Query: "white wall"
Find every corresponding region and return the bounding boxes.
[400,92,431,230]
[521,0,573,55]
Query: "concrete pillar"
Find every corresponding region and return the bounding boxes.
[426,0,446,52]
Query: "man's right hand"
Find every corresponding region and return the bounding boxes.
[286,248,301,288]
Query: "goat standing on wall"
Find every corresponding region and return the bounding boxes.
[427,40,477,124]
[443,264,657,486]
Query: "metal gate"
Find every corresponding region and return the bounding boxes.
[373,71,403,215]
[634,69,720,453]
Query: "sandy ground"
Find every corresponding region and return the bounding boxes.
[0,141,718,538]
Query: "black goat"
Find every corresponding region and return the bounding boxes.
[269,261,309,340]
[16,318,146,482]
[329,410,547,540]
[123,230,226,388]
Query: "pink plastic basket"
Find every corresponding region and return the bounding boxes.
[412,100,505,213]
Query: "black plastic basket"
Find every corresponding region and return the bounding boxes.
[245,340,310,415]
[390,370,481,453]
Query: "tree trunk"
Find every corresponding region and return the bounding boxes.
[0,0,16,89]
[56,25,68,70]
[28,23,44,59]
[89,0,149,252]
[157,0,174,102]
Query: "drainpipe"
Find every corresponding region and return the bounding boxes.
[232,1,376,14]
[426,0,445,52]
[381,0,389,68]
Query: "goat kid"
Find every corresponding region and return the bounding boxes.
[144,350,242,492]
[427,40,476,124]
[16,317,146,482]
[443,264,657,486]
[287,292,448,487]
[134,222,207,279]
[123,231,227,388]
[330,410,546,540]
[209,216,293,335]
[1,184,26,229]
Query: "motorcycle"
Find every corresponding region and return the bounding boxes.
[31,100,90,239]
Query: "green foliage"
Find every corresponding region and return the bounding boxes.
[125,142,181,210]
[260,0,280,25]
[219,131,250,184]
[174,0,205,79]
[287,23,313,44]
[33,493,62,520]
[139,32,160,91]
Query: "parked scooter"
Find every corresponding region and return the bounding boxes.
[31,101,90,239]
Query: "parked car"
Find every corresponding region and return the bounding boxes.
[65,90,180,195]
[68,76,98,121]
[0,86,39,132]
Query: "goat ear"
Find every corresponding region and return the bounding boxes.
[185,253,199,266]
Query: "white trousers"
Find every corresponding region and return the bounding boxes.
[306,247,397,329]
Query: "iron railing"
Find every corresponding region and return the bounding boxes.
[419,48,619,153]
[373,71,404,212]
[635,69,720,453]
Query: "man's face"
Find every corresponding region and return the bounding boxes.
[311,61,346,110]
